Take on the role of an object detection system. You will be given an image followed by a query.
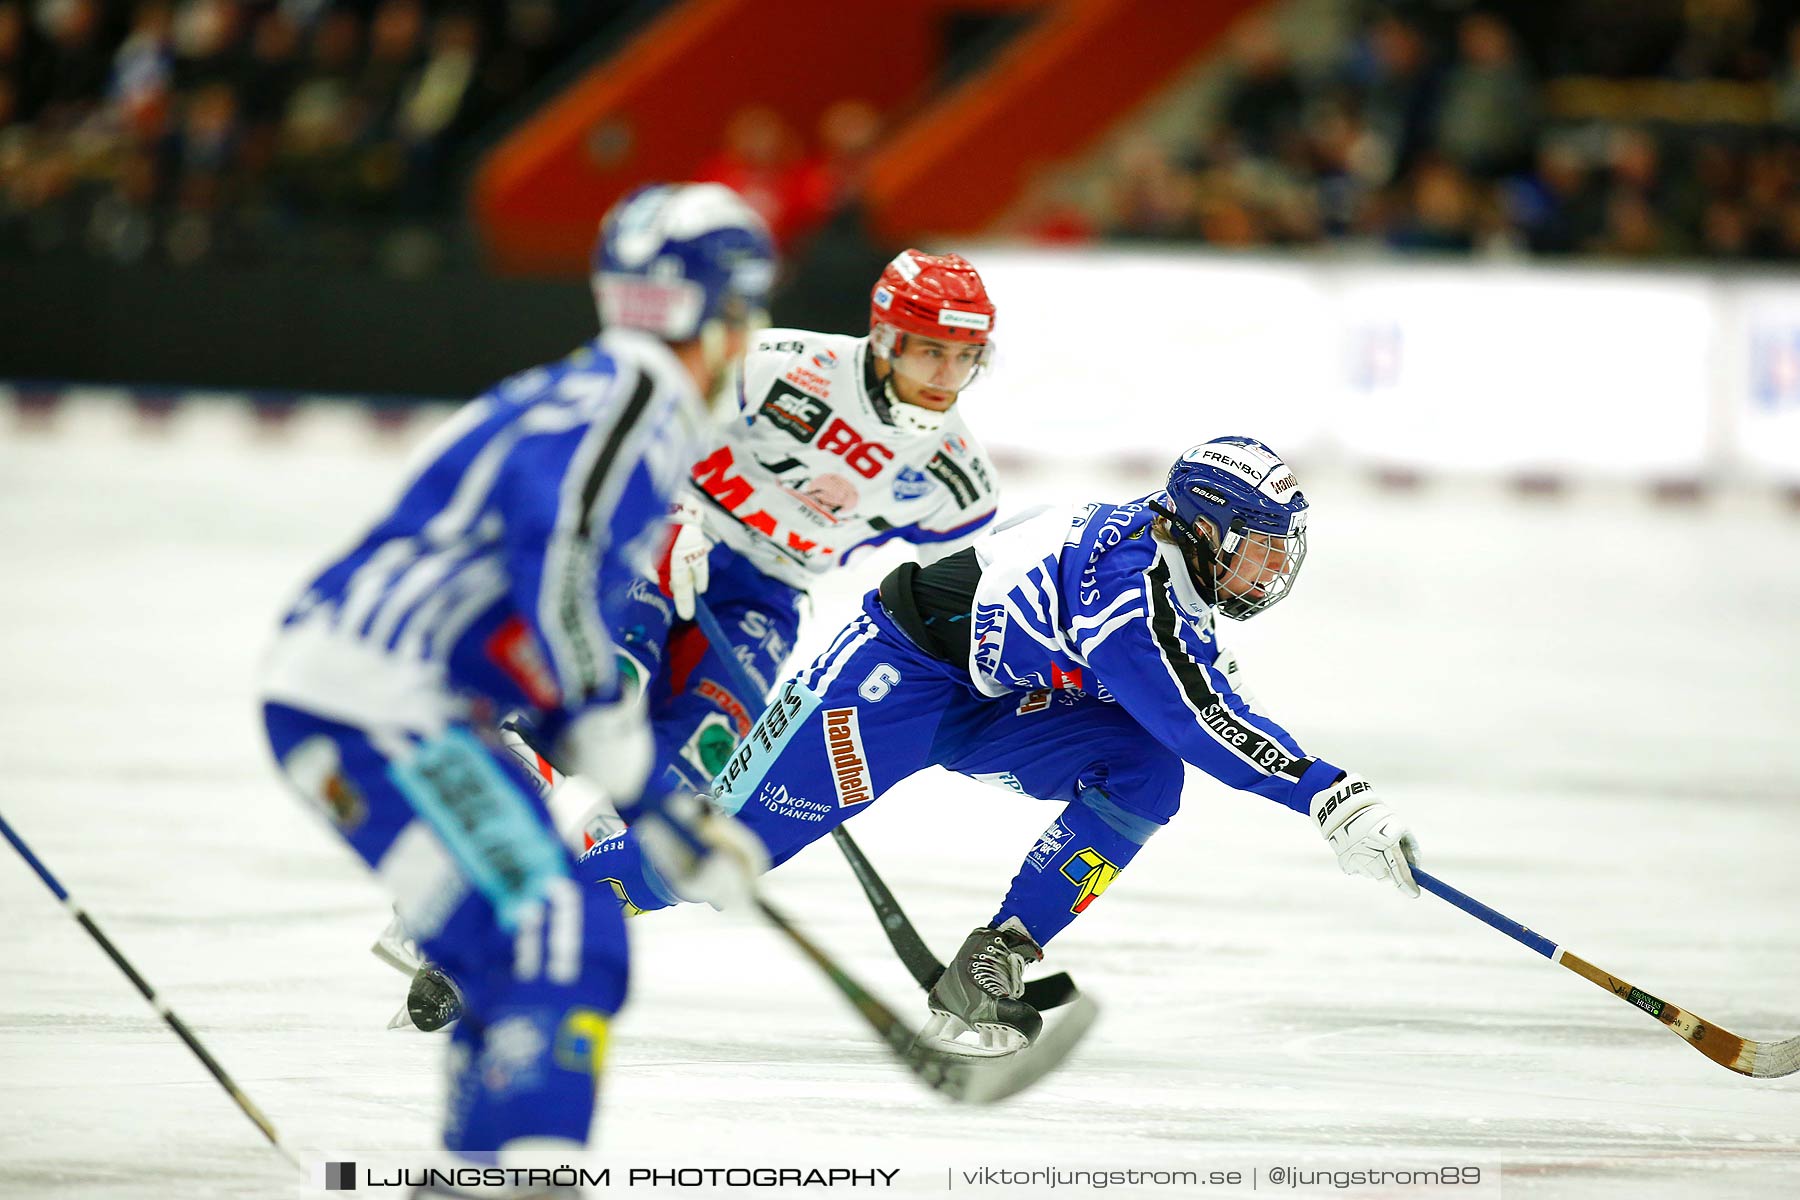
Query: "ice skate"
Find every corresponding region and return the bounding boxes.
[373,909,465,1031]
[371,907,426,975]
[387,962,464,1032]
[916,918,1044,1058]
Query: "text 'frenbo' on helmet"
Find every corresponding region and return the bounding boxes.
[590,182,778,343]
[1163,435,1310,621]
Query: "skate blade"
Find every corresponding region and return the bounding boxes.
[371,911,424,975]
[914,1010,1031,1059]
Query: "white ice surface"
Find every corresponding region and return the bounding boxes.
[3,399,1799,1199]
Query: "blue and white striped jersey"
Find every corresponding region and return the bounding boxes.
[261,329,701,738]
[966,498,1343,812]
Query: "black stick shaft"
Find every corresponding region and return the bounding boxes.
[1,810,303,1171]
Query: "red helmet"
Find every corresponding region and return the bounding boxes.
[869,250,995,345]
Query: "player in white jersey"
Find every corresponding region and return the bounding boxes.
[260,184,775,1177]
[581,250,1005,858]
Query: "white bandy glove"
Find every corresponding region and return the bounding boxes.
[554,699,653,807]
[1309,772,1422,897]
[660,494,713,621]
[632,792,771,911]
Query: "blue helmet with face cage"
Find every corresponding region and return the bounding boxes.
[590,183,776,342]
[1155,436,1310,620]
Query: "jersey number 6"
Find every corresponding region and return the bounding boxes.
[858,664,902,702]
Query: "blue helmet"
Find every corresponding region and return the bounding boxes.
[590,183,776,342]
[1157,436,1309,620]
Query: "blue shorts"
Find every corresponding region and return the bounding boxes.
[263,703,627,1149]
[580,593,1187,945]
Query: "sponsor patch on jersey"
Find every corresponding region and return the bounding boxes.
[971,770,1026,795]
[937,307,991,331]
[891,465,932,501]
[1016,688,1051,715]
[790,472,858,519]
[595,878,644,916]
[1027,818,1074,872]
[971,603,1006,681]
[757,780,833,823]
[680,712,740,781]
[321,770,367,832]
[823,706,873,806]
[624,577,673,622]
[694,678,752,737]
[479,1013,549,1094]
[1060,847,1120,913]
[553,1008,612,1074]
[783,365,832,396]
[483,615,560,709]
[758,339,805,354]
[811,348,839,369]
[759,380,833,442]
[926,451,979,509]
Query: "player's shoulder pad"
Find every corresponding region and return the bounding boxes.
[1080,498,1164,576]
[743,327,855,405]
[483,339,632,417]
[923,416,999,511]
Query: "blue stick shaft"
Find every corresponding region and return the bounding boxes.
[1414,866,1559,959]
[0,810,71,902]
[691,596,768,703]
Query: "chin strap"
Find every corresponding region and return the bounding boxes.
[881,377,949,436]
[1144,500,1219,609]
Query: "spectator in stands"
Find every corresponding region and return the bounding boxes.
[110,2,173,138]
[39,0,111,134]
[786,98,881,246]
[473,0,564,125]
[277,8,366,213]
[697,105,809,248]
[1386,155,1477,253]
[1105,134,1198,240]
[1,1,51,124]
[359,0,426,130]
[1503,138,1602,255]
[1342,11,1439,184]
[1007,165,1098,245]
[1777,20,1800,130]
[1668,0,1760,81]
[389,7,483,212]
[1435,12,1536,179]
[1220,18,1306,158]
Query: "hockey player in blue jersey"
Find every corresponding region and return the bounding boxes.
[257,183,776,1173]
[576,435,1422,1058]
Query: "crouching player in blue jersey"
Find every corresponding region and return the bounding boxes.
[257,184,775,1179]
[577,435,1422,1058]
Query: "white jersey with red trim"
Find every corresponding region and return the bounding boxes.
[686,328,1001,589]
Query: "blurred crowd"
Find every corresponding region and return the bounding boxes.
[0,0,623,267]
[1013,1,1800,262]
[9,1,1800,273]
